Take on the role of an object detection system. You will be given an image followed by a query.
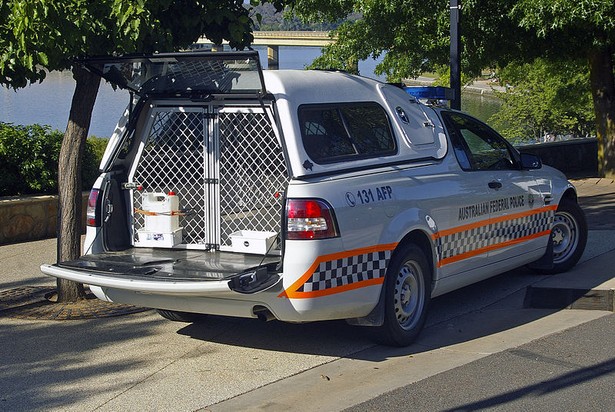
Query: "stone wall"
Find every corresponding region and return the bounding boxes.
[0,192,89,245]
[517,138,598,179]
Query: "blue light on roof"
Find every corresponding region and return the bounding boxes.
[404,86,454,100]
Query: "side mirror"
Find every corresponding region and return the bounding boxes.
[520,152,542,170]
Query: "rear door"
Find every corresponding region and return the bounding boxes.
[84,51,268,173]
[82,51,267,99]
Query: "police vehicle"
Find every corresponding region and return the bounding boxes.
[41,51,587,346]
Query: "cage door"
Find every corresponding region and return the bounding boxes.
[130,106,215,249]
[216,106,288,251]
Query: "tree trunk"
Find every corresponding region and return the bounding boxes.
[56,65,101,302]
[588,45,615,178]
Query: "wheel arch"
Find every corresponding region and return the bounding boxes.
[346,228,435,328]
[394,229,436,292]
[561,187,579,204]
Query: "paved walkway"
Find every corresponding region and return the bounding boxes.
[572,177,615,230]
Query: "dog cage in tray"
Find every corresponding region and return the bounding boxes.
[129,104,288,254]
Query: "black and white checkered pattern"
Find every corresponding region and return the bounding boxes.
[299,250,391,293]
[436,209,554,263]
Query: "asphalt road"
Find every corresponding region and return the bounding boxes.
[346,313,615,412]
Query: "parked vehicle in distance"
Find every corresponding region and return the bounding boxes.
[41,51,587,346]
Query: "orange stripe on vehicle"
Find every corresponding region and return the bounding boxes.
[437,229,552,268]
[284,277,385,299]
[278,242,397,299]
[431,205,557,240]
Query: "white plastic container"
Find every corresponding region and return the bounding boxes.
[142,192,180,233]
[135,191,182,248]
[230,230,277,255]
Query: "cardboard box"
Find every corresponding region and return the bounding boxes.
[136,228,183,248]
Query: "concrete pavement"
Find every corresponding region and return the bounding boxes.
[1,178,614,411]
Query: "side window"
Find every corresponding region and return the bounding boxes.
[442,112,517,171]
[299,103,396,163]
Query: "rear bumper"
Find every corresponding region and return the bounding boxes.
[41,263,285,319]
[40,258,381,323]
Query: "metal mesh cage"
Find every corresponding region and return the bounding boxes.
[133,108,208,245]
[131,105,287,250]
[140,60,244,95]
[218,111,288,246]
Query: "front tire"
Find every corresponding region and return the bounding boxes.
[375,244,432,347]
[537,197,588,275]
[550,198,588,273]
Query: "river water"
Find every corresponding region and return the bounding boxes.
[0,46,500,137]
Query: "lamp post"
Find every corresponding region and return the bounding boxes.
[450,0,461,110]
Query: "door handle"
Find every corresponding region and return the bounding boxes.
[488,181,502,189]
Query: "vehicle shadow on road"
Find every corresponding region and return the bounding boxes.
[177,268,557,360]
[178,315,375,357]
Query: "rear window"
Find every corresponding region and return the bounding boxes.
[299,103,396,164]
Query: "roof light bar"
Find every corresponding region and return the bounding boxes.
[404,86,454,101]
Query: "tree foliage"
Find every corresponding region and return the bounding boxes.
[0,0,282,88]
[0,0,291,301]
[511,0,615,175]
[251,3,352,30]
[293,0,615,176]
[295,0,535,79]
[491,59,595,143]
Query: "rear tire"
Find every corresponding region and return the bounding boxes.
[540,198,587,274]
[156,309,208,323]
[375,244,431,347]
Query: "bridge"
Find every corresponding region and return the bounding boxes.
[195,31,336,69]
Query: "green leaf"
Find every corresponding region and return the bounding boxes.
[37,51,48,66]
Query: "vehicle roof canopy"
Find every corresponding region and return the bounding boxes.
[262,70,447,177]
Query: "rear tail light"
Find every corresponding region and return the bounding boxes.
[286,199,339,240]
[86,189,101,227]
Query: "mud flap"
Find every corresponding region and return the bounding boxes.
[345,280,386,327]
[528,237,554,271]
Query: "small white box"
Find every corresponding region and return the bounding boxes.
[136,228,183,248]
[230,230,277,255]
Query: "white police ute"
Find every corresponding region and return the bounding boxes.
[41,51,587,346]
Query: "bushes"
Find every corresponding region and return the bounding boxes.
[490,59,595,144]
[0,122,107,197]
